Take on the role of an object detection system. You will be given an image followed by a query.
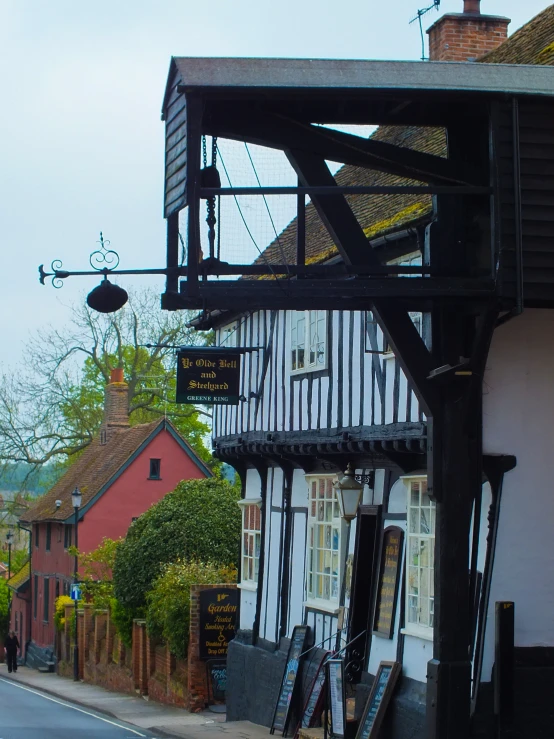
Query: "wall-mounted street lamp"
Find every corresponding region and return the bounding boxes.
[333,464,364,651]
[71,487,82,682]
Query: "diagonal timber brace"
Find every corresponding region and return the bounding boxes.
[286,148,439,417]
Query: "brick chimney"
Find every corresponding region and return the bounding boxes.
[427,0,510,62]
[100,368,129,444]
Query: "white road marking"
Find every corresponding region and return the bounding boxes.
[0,677,147,736]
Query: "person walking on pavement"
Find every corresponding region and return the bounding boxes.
[4,630,20,673]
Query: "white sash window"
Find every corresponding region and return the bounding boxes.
[405,477,435,637]
[291,311,327,373]
[306,475,341,606]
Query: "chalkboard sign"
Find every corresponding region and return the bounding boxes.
[176,349,241,405]
[373,527,404,638]
[355,661,401,739]
[270,625,309,736]
[327,659,346,738]
[206,660,227,702]
[295,651,330,737]
[199,588,239,660]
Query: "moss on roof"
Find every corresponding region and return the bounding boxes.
[254,5,554,269]
[7,561,30,592]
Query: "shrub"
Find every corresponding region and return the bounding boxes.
[109,597,143,649]
[0,579,9,638]
[146,559,237,659]
[54,595,75,632]
[71,537,121,612]
[113,478,240,612]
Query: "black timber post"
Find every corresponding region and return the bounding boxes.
[425,112,494,737]
[184,94,203,298]
[494,601,515,735]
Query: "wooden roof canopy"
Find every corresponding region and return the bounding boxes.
[160,55,554,314]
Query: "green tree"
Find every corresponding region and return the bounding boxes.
[113,478,241,613]
[70,537,121,612]
[0,578,9,638]
[147,560,237,659]
[0,289,214,472]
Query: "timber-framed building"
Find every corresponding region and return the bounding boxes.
[160,3,554,737]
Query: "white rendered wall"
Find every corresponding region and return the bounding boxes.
[482,309,554,678]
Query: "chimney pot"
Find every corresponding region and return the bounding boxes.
[464,0,480,13]
[101,369,129,443]
[110,367,124,384]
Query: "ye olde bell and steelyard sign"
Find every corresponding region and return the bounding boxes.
[176,349,241,405]
[199,588,240,660]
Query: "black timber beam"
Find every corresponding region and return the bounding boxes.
[286,149,442,415]
[206,111,481,186]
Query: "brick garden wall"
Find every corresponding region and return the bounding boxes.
[54,583,237,713]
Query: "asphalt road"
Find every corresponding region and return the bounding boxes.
[0,676,158,739]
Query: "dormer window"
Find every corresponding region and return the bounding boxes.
[149,459,161,480]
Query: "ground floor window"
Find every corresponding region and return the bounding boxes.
[238,499,262,586]
[306,475,341,605]
[405,476,435,635]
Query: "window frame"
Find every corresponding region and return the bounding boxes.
[237,498,262,590]
[45,522,51,552]
[34,524,39,549]
[290,310,328,375]
[64,525,72,550]
[43,577,50,623]
[402,475,435,641]
[219,321,239,347]
[149,458,161,480]
[33,575,38,620]
[304,474,342,613]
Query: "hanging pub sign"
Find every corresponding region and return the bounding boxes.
[373,526,404,638]
[176,349,241,405]
[198,588,240,660]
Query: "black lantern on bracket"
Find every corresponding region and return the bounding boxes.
[86,277,128,314]
[39,233,129,314]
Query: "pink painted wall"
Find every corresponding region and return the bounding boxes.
[78,428,207,552]
[30,428,208,648]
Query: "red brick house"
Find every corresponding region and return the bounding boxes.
[15,368,212,668]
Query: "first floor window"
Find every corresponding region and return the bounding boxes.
[64,525,72,550]
[239,501,261,584]
[34,524,39,549]
[33,575,38,619]
[406,477,435,633]
[43,577,50,623]
[306,476,341,604]
[220,321,238,347]
[291,311,327,373]
[46,522,51,552]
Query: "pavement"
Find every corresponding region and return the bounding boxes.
[0,664,270,739]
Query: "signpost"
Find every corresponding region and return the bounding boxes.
[176,349,241,405]
[373,527,404,638]
[355,661,401,739]
[198,588,239,660]
[270,625,309,736]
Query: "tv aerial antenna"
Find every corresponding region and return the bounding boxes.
[410,0,440,60]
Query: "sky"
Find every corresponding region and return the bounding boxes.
[0,0,549,369]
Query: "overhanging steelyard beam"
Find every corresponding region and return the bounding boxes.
[199,185,491,196]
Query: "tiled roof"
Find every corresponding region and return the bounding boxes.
[256,5,554,268]
[21,419,165,523]
[7,561,30,592]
